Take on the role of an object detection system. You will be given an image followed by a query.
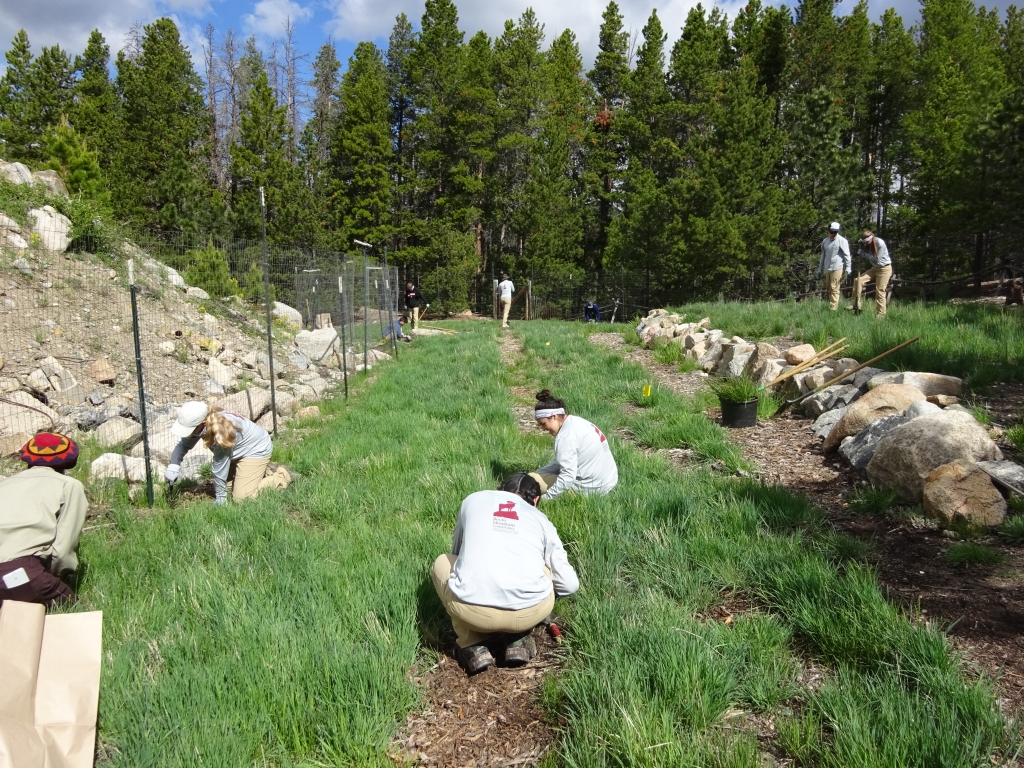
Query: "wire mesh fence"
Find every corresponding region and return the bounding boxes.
[0,218,399,505]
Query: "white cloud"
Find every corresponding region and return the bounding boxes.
[0,0,156,60]
[243,0,314,38]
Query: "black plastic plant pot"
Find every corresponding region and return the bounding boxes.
[720,398,758,428]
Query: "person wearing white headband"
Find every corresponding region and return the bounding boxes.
[529,389,618,501]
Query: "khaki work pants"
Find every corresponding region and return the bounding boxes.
[431,554,555,648]
[230,457,291,502]
[853,265,893,317]
[825,269,843,310]
[412,306,420,328]
[528,472,558,494]
[500,297,512,325]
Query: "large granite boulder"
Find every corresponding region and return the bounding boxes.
[823,383,926,452]
[31,170,68,197]
[28,206,72,252]
[922,459,1006,528]
[0,391,60,436]
[95,416,143,449]
[216,387,272,421]
[897,372,963,398]
[801,384,861,418]
[866,410,1004,502]
[295,328,340,362]
[784,344,816,365]
[838,414,907,470]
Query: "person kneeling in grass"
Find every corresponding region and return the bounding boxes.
[0,433,86,608]
[530,389,618,501]
[165,401,293,505]
[384,314,413,343]
[431,473,579,674]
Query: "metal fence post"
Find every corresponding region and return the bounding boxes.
[363,254,370,373]
[259,187,278,434]
[127,259,154,508]
[382,247,399,359]
[338,273,349,399]
[492,279,498,320]
[526,279,532,320]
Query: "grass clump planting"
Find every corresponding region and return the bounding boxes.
[945,542,1005,567]
[71,318,1014,765]
[709,374,761,403]
[998,515,1024,545]
[848,484,900,514]
[1007,424,1024,453]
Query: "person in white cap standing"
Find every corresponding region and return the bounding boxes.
[164,401,293,504]
[851,229,893,317]
[497,274,515,328]
[817,222,851,311]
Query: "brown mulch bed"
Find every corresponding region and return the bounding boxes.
[390,623,563,766]
[588,332,707,396]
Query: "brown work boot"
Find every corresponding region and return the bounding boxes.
[457,644,495,675]
[504,633,538,667]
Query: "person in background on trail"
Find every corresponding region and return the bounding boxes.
[584,300,601,323]
[1006,278,1023,306]
[530,389,618,501]
[497,274,515,328]
[405,282,426,329]
[384,314,413,343]
[0,433,86,608]
[850,230,893,317]
[164,401,293,505]
[432,472,579,674]
[817,222,851,311]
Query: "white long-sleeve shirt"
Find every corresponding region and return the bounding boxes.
[448,490,579,610]
[858,236,891,268]
[537,415,618,500]
[169,413,273,502]
[498,280,514,299]
[819,234,851,274]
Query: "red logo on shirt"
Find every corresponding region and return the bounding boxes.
[595,426,606,443]
[494,501,519,520]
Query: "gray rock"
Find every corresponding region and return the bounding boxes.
[87,392,106,406]
[0,160,33,185]
[841,366,883,390]
[0,213,21,233]
[839,414,908,470]
[0,391,60,436]
[215,387,272,421]
[295,328,340,362]
[159,341,176,355]
[801,384,861,418]
[208,357,237,388]
[95,415,144,449]
[944,403,972,414]
[12,258,32,275]
[867,410,1004,502]
[867,372,902,389]
[27,369,52,393]
[977,461,1024,496]
[91,453,165,483]
[28,206,72,252]
[74,408,107,431]
[904,400,942,420]
[722,352,753,378]
[273,301,303,328]
[142,258,186,288]
[699,338,725,371]
[31,169,68,197]
[897,372,963,398]
[812,406,848,440]
[186,286,210,300]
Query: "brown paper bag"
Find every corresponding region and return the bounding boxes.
[0,601,103,768]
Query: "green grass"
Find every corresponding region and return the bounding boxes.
[945,542,1004,567]
[659,299,1024,388]
[998,516,1024,545]
[1007,424,1024,453]
[848,485,900,514]
[71,318,1013,766]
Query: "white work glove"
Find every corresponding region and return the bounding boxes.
[164,464,180,483]
[214,498,226,506]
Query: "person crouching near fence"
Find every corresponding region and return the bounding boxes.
[530,389,618,500]
[164,401,293,505]
[851,230,893,317]
[432,472,579,674]
[0,433,87,608]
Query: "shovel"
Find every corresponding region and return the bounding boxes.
[772,336,919,418]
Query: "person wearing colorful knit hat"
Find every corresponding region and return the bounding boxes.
[0,433,88,608]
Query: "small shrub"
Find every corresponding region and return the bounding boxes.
[184,242,239,298]
[945,542,1003,567]
[998,516,1024,546]
[1006,425,1024,453]
[709,375,760,403]
[848,485,899,514]
[757,392,784,420]
[652,340,683,364]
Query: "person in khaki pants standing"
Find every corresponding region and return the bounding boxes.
[497,274,514,328]
[817,222,851,310]
[851,230,893,317]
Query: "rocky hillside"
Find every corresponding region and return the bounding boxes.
[0,158,389,478]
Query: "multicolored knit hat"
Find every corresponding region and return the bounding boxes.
[20,433,79,470]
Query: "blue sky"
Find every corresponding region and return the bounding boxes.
[4,0,1016,118]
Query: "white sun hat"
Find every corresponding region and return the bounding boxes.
[829,221,841,231]
[171,401,209,438]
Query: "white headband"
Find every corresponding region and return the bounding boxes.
[535,408,565,419]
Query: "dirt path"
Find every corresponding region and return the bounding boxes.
[390,329,563,767]
[589,329,1024,720]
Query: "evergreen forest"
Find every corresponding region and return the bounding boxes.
[2,0,1023,302]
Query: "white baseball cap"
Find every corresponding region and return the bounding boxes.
[171,401,209,438]
[829,222,841,231]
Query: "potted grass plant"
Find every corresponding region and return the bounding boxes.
[709,375,761,428]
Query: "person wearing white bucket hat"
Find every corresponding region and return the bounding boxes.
[817,222,851,311]
[165,401,293,504]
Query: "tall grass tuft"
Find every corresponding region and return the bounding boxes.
[945,542,1004,566]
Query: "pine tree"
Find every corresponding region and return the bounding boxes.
[114,18,214,232]
[332,41,394,247]
[230,66,305,242]
[299,40,340,242]
[0,30,34,162]
[42,118,108,203]
[732,1,791,101]
[990,6,1024,273]
[790,0,842,97]
[387,14,417,252]
[460,30,496,264]
[622,9,669,168]
[69,30,120,173]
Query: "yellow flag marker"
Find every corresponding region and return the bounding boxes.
[546,341,550,346]
[643,385,651,397]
